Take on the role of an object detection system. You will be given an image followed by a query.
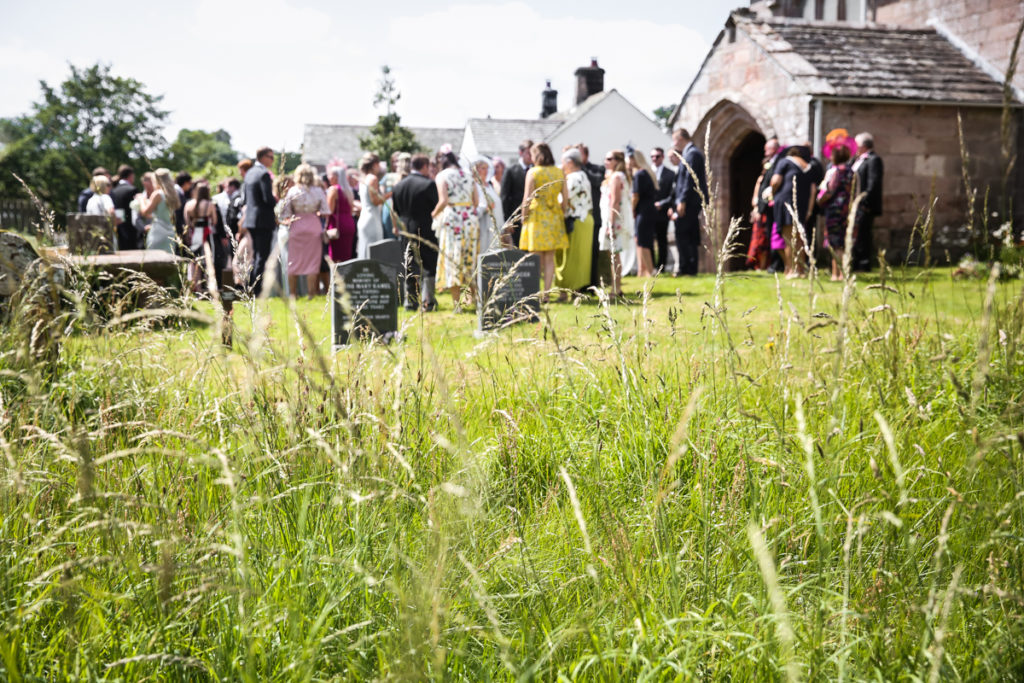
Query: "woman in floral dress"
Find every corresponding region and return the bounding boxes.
[599,149,633,299]
[817,143,855,281]
[520,142,568,297]
[431,150,479,310]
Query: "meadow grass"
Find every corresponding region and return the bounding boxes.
[1,262,1023,680]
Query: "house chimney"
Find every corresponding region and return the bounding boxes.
[541,80,558,119]
[574,58,605,106]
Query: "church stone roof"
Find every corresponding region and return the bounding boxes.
[738,17,1010,104]
[302,124,464,168]
[464,118,563,161]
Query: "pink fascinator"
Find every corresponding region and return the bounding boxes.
[823,128,857,159]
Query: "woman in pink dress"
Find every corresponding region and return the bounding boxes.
[326,167,356,263]
[278,163,329,298]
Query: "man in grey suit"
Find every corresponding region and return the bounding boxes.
[241,146,277,295]
[670,129,708,276]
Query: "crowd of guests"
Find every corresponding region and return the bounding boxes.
[72,125,882,310]
[746,128,884,280]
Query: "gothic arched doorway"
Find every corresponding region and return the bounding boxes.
[729,131,767,270]
[693,100,769,271]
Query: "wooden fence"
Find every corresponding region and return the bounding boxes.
[0,198,51,234]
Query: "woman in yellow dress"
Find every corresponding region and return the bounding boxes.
[520,142,569,298]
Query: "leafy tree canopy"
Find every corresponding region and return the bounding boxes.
[0,63,169,213]
[653,105,675,132]
[163,128,239,174]
[358,66,424,163]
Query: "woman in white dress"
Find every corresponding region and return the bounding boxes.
[599,149,633,299]
[356,153,387,258]
[140,168,180,253]
[85,175,115,218]
[472,156,503,257]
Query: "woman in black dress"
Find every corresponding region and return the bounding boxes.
[628,148,659,278]
[770,146,813,278]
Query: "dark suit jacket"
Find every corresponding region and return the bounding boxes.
[242,164,276,231]
[582,161,604,229]
[500,162,528,228]
[856,151,884,216]
[392,172,438,240]
[756,154,780,215]
[653,166,676,220]
[110,180,137,238]
[674,143,708,211]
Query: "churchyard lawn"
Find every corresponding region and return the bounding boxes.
[4,266,1024,679]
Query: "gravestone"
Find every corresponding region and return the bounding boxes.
[367,238,404,300]
[367,238,403,275]
[477,248,541,332]
[0,231,42,299]
[66,213,116,255]
[331,258,399,348]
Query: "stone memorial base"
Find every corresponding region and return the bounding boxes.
[43,248,185,287]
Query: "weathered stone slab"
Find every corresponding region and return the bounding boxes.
[0,231,41,298]
[66,213,116,255]
[65,250,184,286]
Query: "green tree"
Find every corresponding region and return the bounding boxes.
[653,105,676,132]
[0,63,169,213]
[358,66,424,163]
[164,128,239,174]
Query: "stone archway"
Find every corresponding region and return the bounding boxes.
[692,100,770,271]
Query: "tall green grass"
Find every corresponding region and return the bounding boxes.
[0,257,1023,680]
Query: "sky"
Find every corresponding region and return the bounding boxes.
[0,0,744,157]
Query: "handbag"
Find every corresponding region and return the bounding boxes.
[325,227,339,240]
[564,216,575,235]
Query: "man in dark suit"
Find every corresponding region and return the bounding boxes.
[174,171,192,240]
[650,147,676,273]
[852,132,884,271]
[500,139,532,248]
[241,146,277,295]
[110,164,139,250]
[392,154,440,311]
[670,128,708,276]
[577,144,605,289]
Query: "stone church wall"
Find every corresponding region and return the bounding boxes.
[821,100,1015,261]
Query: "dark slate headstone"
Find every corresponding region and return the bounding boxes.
[66,213,116,255]
[367,238,403,300]
[477,248,541,332]
[367,238,403,275]
[331,258,399,348]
